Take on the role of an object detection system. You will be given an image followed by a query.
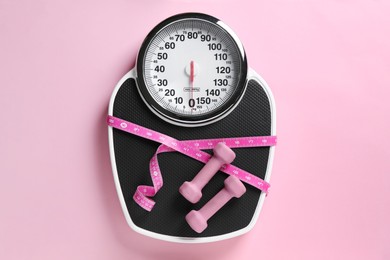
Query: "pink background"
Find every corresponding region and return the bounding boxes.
[1,0,389,259]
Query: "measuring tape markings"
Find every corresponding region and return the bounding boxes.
[107,115,277,211]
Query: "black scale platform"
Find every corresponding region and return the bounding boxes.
[112,78,271,237]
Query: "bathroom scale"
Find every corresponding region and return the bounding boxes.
[107,13,276,243]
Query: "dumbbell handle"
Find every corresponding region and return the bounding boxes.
[191,156,224,190]
[198,187,233,220]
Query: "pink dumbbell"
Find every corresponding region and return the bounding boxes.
[179,142,236,203]
[185,175,246,233]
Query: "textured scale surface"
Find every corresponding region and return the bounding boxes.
[112,78,271,237]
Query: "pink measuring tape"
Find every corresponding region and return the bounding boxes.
[107,115,277,211]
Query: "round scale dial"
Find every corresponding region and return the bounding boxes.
[136,13,247,126]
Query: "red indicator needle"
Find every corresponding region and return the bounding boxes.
[190,60,194,100]
[190,60,194,83]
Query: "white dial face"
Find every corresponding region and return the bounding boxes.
[140,18,244,120]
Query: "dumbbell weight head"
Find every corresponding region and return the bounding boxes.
[213,142,236,164]
[224,174,246,198]
[179,182,202,204]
